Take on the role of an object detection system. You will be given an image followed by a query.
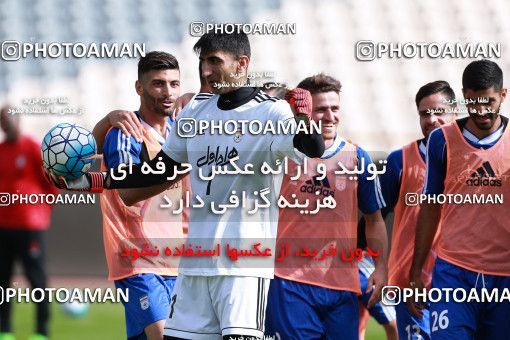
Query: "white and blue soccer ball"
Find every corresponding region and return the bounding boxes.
[41,123,97,180]
[61,300,90,318]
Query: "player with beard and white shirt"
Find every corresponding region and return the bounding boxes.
[45,32,324,340]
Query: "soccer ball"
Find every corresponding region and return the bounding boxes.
[41,123,97,180]
[61,300,90,318]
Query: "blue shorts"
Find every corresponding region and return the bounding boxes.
[114,273,176,339]
[265,277,359,340]
[395,301,430,340]
[430,257,510,339]
[358,255,396,325]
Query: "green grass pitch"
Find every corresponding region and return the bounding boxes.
[11,302,387,339]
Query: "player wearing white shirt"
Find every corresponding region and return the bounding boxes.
[162,93,302,279]
[46,32,324,340]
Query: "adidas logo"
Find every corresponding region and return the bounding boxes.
[465,161,502,187]
[300,176,335,197]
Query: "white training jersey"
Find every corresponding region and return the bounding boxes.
[162,91,303,278]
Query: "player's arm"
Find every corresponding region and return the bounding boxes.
[102,129,184,206]
[116,180,186,206]
[357,147,389,308]
[45,149,183,192]
[356,149,402,248]
[292,129,324,158]
[92,110,144,154]
[92,91,197,153]
[105,110,190,191]
[364,210,389,308]
[46,109,189,192]
[379,149,403,218]
[287,88,325,158]
[408,129,445,317]
[172,92,195,120]
[106,151,183,189]
[407,202,441,318]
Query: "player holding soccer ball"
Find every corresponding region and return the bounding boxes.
[409,60,510,339]
[381,81,457,340]
[43,52,188,340]
[45,32,324,340]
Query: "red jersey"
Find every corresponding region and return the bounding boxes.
[0,135,58,230]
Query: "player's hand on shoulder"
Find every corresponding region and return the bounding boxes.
[107,110,144,142]
[285,88,312,122]
[172,93,195,120]
[42,167,105,193]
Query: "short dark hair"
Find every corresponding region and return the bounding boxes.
[138,51,179,80]
[415,80,456,108]
[462,59,503,91]
[261,82,288,99]
[297,73,342,94]
[193,32,251,58]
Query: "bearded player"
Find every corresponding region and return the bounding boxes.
[265,73,388,339]
[382,81,457,339]
[46,31,324,340]
[83,51,187,340]
[409,60,510,339]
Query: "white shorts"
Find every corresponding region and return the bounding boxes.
[164,275,270,339]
